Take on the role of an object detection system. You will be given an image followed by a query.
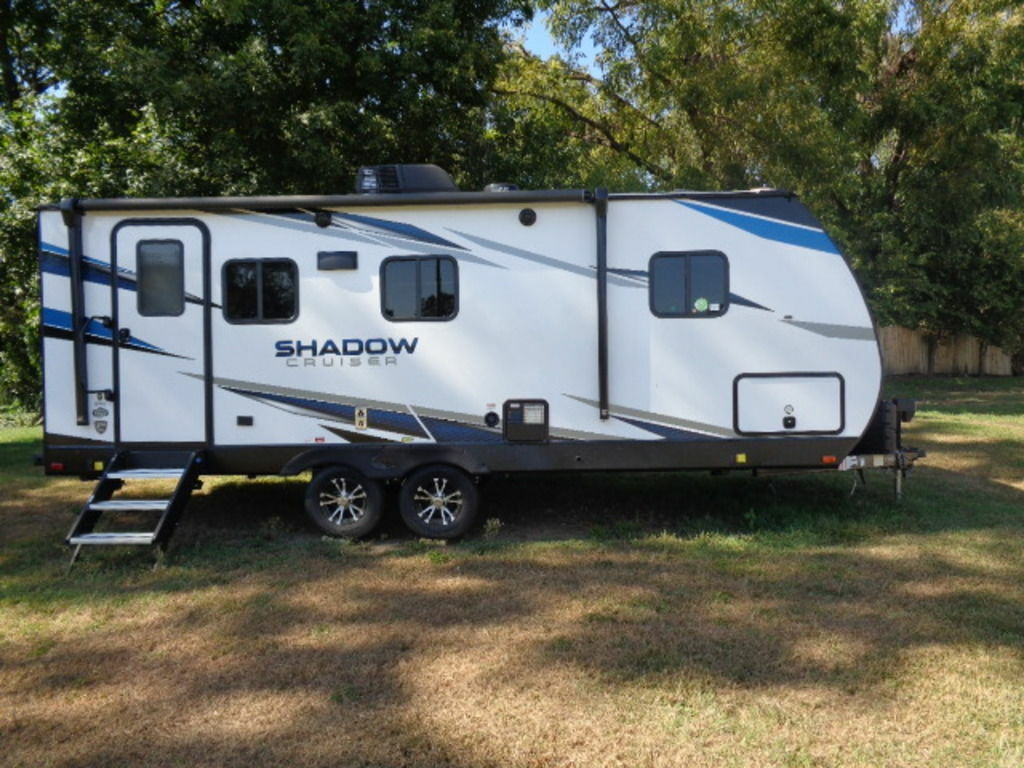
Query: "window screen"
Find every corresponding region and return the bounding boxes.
[223,259,298,323]
[381,256,458,321]
[649,251,728,318]
[137,240,185,317]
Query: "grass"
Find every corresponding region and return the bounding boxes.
[1,376,1022,767]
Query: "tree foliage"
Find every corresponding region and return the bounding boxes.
[1,1,1022,409]
[499,0,1024,350]
[0,0,530,408]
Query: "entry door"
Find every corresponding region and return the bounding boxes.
[114,221,208,444]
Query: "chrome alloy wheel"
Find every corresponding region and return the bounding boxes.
[304,466,383,538]
[412,475,464,526]
[320,477,368,525]
[399,465,478,539]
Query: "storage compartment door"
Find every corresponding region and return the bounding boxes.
[734,373,844,435]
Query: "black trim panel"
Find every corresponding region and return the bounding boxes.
[42,434,861,480]
[56,190,592,213]
[595,188,609,419]
[60,199,88,425]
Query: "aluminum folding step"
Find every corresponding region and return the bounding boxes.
[106,468,185,480]
[88,499,169,512]
[68,532,156,546]
[66,449,205,571]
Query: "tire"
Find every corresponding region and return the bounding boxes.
[398,465,479,539]
[304,466,384,538]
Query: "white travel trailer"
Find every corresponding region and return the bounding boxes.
[37,165,920,561]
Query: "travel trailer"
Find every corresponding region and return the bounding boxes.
[37,164,921,562]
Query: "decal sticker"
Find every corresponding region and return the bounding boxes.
[676,200,841,254]
[94,420,108,434]
[42,308,192,359]
[274,336,417,369]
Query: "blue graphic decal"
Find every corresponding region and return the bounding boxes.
[335,212,466,250]
[676,201,840,254]
[40,248,138,291]
[728,293,773,312]
[41,307,182,356]
[368,408,429,438]
[419,417,504,444]
[615,416,713,442]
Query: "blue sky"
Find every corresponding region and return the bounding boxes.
[516,11,600,70]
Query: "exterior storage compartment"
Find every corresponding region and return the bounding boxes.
[734,373,844,435]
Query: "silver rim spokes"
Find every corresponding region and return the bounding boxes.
[413,476,463,526]
[320,477,367,525]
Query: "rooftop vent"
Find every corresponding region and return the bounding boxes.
[355,164,458,194]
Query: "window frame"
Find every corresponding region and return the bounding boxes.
[136,239,185,318]
[221,258,299,325]
[379,255,460,322]
[648,250,730,319]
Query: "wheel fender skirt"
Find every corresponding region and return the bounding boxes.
[279,445,488,480]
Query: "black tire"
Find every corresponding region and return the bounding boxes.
[304,466,384,538]
[398,465,479,539]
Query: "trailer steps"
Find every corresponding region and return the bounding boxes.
[66,450,205,570]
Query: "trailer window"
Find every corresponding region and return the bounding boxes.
[649,251,728,318]
[223,259,298,323]
[137,240,185,317]
[381,256,458,321]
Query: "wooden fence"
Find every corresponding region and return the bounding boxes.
[878,326,1014,376]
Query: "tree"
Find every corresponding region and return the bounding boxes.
[0,0,532,409]
[499,0,1024,352]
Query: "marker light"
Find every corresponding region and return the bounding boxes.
[735,453,747,464]
[822,455,838,465]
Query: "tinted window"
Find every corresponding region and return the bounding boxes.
[382,256,458,321]
[262,261,297,320]
[650,255,687,316]
[224,259,297,323]
[689,253,727,313]
[382,259,419,320]
[649,251,728,317]
[137,240,184,317]
[225,262,258,320]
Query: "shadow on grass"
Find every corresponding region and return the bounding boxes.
[3,464,1023,766]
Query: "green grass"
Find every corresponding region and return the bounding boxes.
[1,377,1022,768]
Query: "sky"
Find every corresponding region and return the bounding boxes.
[516,11,601,71]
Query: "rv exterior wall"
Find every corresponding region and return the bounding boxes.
[39,189,882,479]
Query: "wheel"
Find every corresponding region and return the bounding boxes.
[398,465,479,539]
[304,466,384,538]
